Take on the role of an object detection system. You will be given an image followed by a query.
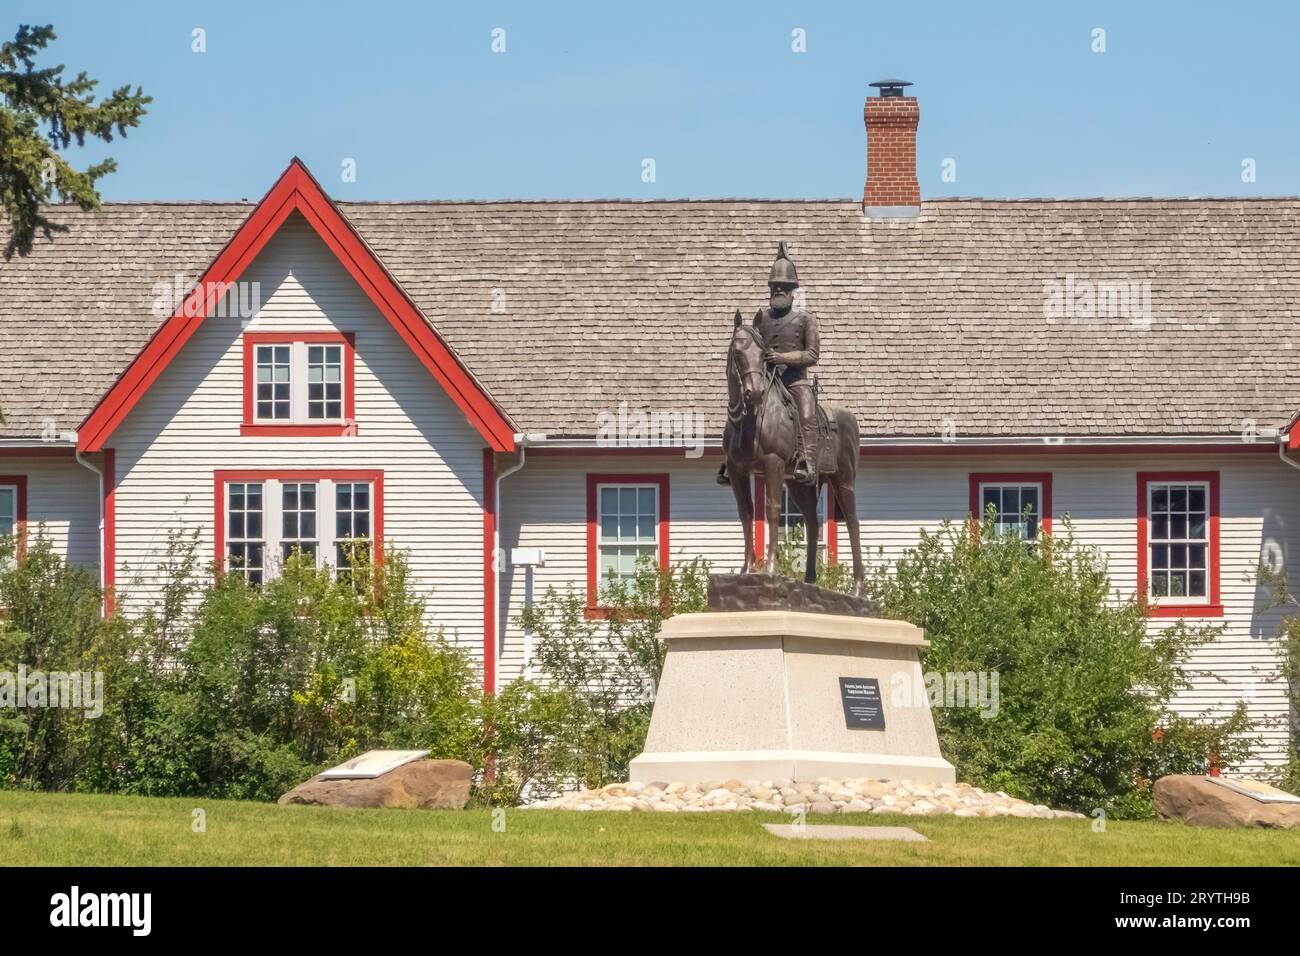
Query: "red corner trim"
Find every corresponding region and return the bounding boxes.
[78,158,516,454]
[0,474,28,562]
[212,468,384,574]
[585,473,670,620]
[483,450,496,695]
[103,449,115,615]
[968,472,1054,535]
[1136,471,1222,618]
[240,331,357,436]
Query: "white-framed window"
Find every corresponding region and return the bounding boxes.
[978,481,1043,539]
[596,483,659,591]
[307,344,344,420]
[1147,481,1210,602]
[334,482,372,579]
[254,345,293,421]
[280,482,319,563]
[219,474,379,584]
[226,482,266,584]
[245,336,351,428]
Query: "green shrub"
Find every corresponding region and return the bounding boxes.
[1253,564,1300,794]
[493,555,710,799]
[861,516,1258,817]
[2,532,481,800]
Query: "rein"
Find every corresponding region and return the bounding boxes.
[727,325,776,425]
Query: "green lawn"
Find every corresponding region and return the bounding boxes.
[2,790,1297,866]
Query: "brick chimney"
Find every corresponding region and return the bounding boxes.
[863,79,920,218]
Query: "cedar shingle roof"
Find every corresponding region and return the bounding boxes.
[2,197,1298,441]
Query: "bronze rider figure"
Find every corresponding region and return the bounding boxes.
[718,241,820,486]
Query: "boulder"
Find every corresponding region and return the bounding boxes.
[278,759,473,810]
[1153,775,1300,829]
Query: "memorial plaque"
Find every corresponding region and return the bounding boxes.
[1205,776,1300,804]
[318,749,429,780]
[839,677,885,729]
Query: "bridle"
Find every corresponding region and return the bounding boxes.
[728,324,775,425]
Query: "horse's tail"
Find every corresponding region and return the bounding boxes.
[834,407,860,479]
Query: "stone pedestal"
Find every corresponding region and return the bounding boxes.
[629,610,955,785]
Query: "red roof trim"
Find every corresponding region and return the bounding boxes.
[77,159,516,454]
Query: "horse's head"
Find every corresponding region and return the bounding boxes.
[728,309,766,410]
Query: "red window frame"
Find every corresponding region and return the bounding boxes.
[585,473,669,619]
[213,469,383,576]
[241,332,356,436]
[968,472,1053,535]
[0,474,28,561]
[1137,471,1222,618]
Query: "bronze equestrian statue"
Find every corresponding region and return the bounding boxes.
[717,243,866,594]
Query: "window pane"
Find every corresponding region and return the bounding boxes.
[600,514,617,540]
[981,488,998,515]
[601,487,617,515]
[1188,487,1206,512]
[638,514,655,540]
[1000,488,1020,517]
[1189,571,1206,597]
[0,487,13,538]
[1170,514,1186,540]
[619,487,636,513]
[619,515,636,539]
[1152,488,1168,511]
[1020,488,1039,516]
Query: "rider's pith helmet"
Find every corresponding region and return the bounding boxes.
[767,241,799,288]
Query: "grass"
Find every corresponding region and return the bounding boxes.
[3,790,1299,866]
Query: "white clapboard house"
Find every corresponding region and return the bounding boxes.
[2,84,1297,772]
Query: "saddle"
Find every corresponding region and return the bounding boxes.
[764,374,839,475]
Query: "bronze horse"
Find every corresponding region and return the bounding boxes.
[723,310,865,593]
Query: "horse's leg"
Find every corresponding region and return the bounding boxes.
[762,455,784,574]
[729,467,755,572]
[834,476,865,595]
[786,480,820,585]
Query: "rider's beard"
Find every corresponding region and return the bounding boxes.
[769,291,792,314]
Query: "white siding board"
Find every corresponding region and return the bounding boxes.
[1,456,100,572]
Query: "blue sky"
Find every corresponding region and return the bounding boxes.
[12,0,1298,200]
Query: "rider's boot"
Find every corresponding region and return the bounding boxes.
[716,463,730,486]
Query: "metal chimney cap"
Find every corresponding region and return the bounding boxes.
[869,79,913,97]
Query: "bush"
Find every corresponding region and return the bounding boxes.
[1254,564,1300,794]
[0,532,141,791]
[861,516,1258,817]
[488,555,711,800]
[1,532,482,800]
